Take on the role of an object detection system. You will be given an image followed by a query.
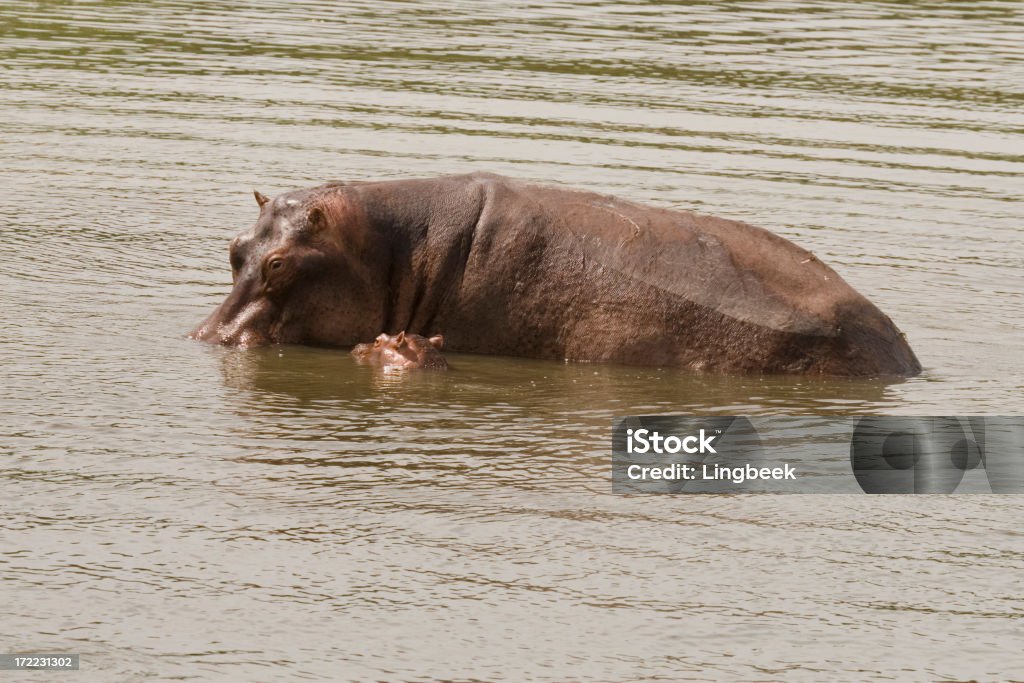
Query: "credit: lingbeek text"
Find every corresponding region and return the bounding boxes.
[626,463,797,483]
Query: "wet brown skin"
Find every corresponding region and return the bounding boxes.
[190,172,921,376]
[352,332,448,370]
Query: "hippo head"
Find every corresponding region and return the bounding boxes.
[189,188,387,347]
[352,332,447,368]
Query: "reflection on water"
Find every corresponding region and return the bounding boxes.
[221,344,902,417]
[2,0,1023,680]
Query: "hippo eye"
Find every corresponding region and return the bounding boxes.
[267,257,283,272]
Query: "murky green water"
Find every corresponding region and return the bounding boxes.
[2,1,1022,680]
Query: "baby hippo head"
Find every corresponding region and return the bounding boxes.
[351,332,447,370]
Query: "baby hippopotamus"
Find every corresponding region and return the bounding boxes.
[351,331,448,370]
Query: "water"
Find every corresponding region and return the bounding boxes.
[2,1,1023,680]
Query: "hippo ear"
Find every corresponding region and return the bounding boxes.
[307,206,326,231]
[253,190,270,208]
[428,335,444,350]
[395,331,406,347]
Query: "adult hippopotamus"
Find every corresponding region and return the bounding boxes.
[352,332,448,370]
[190,172,921,375]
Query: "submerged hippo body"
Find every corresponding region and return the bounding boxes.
[191,172,921,376]
[352,332,448,370]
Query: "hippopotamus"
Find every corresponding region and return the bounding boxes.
[352,332,448,370]
[190,172,921,376]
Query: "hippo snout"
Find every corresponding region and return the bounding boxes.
[189,281,277,348]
